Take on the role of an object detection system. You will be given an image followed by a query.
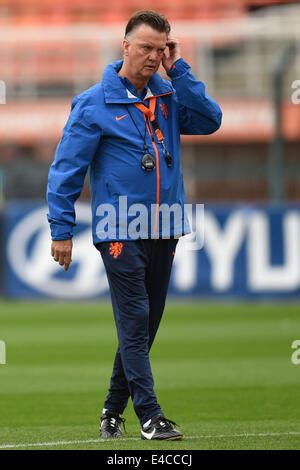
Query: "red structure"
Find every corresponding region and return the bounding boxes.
[0,0,298,24]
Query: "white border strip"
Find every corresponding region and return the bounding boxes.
[1,432,300,449]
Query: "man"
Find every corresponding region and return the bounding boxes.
[47,10,222,441]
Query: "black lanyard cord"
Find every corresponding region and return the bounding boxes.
[126,106,149,151]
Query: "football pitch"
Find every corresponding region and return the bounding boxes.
[0,301,300,450]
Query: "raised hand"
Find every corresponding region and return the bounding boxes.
[162,37,181,73]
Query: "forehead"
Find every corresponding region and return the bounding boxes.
[129,24,168,46]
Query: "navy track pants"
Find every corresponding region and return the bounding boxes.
[96,239,178,425]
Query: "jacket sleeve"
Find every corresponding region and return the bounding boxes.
[46,95,101,240]
[167,58,222,135]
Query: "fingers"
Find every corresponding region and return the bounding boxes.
[163,38,181,72]
[58,251,66,267]
[166,37,180,50]
[54,250,72,271]
[63,250,72,272]
[166,40,176,49]
[51,240,72,272]
[53,249,59,262]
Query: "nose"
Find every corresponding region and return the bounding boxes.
[148,50,158,61]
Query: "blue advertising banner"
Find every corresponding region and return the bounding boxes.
[3,201,300,299]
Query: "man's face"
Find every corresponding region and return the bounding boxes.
[123,24,168,81]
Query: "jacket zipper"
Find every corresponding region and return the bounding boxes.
[145,116,160,238]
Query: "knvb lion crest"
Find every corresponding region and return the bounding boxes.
[109,242,124,259]
[159,103,169,120]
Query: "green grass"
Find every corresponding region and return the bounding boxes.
[0,301,300,450]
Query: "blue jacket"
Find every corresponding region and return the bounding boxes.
[47,58,222,243]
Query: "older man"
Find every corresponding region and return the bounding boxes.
[47,10,222,440]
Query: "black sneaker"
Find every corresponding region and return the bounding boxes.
[141,415,183,440]
[100,411,126,438]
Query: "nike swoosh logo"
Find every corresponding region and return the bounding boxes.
[115,114,128,121]
[141,428,156,440]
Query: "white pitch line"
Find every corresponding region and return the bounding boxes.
[0,431,300,449]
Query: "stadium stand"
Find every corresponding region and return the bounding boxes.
[0,0,299,202]
[0,0,298,23]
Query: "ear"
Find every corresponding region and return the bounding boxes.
[123,39,130,56]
